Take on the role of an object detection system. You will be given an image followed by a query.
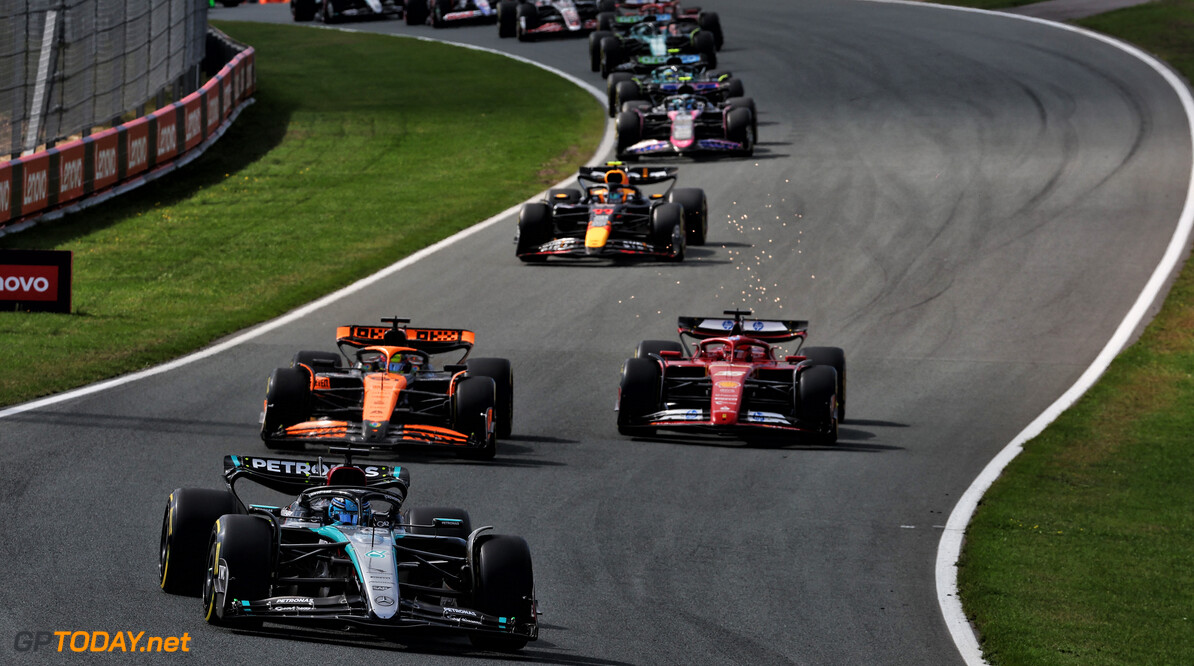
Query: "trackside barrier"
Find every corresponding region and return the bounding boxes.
[0,29,256,234]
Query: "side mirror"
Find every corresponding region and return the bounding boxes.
[660,350,683,358]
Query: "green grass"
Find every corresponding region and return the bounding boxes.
[955,2,1194,664]
[0,21,604,406]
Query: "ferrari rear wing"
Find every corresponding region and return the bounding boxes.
[223,454,411,497]
[578,163,679,187]
[677,311,809,342]
[335,317,476,356]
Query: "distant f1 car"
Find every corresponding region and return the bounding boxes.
[159,453,537,650]
[405,0,499,27]
[588,15,717,76]
[260,317,513,459]
[497,0,606,41]
[616,93,755,160]
[290,0,403,23]
[616,310,846,443]
[602,1,722,49]
[605,64,744,117]
[515,162,706,261]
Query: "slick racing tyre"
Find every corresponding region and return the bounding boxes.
[160,488,239,596]
[606,72,633,116]
[725,107,755,157]
[406,0,429,24]
[597,11,615,31]
[635,339,685,359]
[515,2,537,41]
[516,202,552,262]
[589,30,612,72]
[617,357,661,436]
[801,346,847,422]
[454,376,497,459]
[261,366,310,447]
[466,357,514,438]
[614,81,643,117]
[498,1,517,37]
[291,0,316,21]
[724,77,745,99]
[725,96,758,142]
[651,202,685,261]
[797,365,839,445]
[615,110,641,161]
[699,11,724,50]
[693,31,717,68]
[469,535,535,651]
[432,0,451,27]
[600,37,623,77]
[668,188,708,246]
[203,515,272,627]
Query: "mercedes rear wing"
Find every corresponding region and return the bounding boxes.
[223,454,411,497]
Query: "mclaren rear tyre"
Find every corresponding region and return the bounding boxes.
[651,202,685,262]
[160,488,239,596]
[802,346,847,422]
[516,203,552,262]
[454,376,497,460]
[203,515,272,627]
[466,357,514,439]
[668,187,708,246]
[635,339,685,359]
[797,365,839,445]
[469,535,535,651]
[617,357,661,436]
[497,1,517,37]
[261,366,310,448]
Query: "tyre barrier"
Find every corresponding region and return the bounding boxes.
[0,28,256,233]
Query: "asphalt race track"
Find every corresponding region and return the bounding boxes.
[1,1,1190,663]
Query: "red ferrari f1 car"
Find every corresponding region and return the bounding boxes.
[260,317,513,459]
[616,310,846,443]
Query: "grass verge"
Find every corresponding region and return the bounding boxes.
[954,2,1194,664]
[0,20,604,406]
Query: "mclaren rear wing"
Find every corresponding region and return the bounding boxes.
[335,317,476,356]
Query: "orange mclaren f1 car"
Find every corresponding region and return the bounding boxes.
[260,317,513,459]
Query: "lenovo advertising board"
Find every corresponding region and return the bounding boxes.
[0,250,72,313]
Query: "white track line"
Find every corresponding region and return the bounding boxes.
[864,2,1194,663]
[0,31,614,421]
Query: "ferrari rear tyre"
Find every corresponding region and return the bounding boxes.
[466,357,514,439]
[497,1,517,37]
[668,188,708,246]
[203,515,272,626]
[454,376,497,459]
[469,535,534,651]
[651,202,685,261]
[160,488,239,596]
[261,366,310,446]
[635,339,685,359]
[802,346,846,422]
[617,357,661,436]
[516,203,552,262]
[797,365,838,445]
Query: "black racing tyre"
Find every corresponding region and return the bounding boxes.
[801,346,847,422]
[617,357,661,436]
[605,72,633,116]
[432,0,451,27]
[291,0,316,21]
[497,0,517,37]
[405,506,473,539]
[599,36,623,77]
[588,30,612,72]
[668,187,708,246]
[650,202,685,261]
[724,77,745,99]
[797,365,838,444]
[466,357,514,439]
[406,0,429,24]
[614,80,642,115]
[261,366,310,445]
[694,31,717,68]
[203,515,273,626]
[726,96,758,141]
[469,535,535,651]
[515,2,536,40]
[547,187,581,204]
[160,488,239,596]
[725,107,755,157]
[635,339,685,359]
[320,0,339,24]
[699,11,723,50]
[453,376,497,459]
[597,11,615,31]
[615,110,640,161]
[291,350,340,372]
[516,202,552,262]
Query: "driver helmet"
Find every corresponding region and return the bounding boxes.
[658,65,681,82]
[596,170,634,203]
[387,353,418,374]
[328,496,372,525]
